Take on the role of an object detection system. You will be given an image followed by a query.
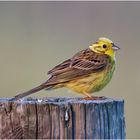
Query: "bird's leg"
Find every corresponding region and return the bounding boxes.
[83,92,93,100]
[83,92,106,100]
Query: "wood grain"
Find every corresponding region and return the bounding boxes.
[0,97,125,139]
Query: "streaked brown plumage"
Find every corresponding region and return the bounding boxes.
[13,37,119,100]
[47,48,110,84]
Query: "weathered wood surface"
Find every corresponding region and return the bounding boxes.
[0,97,125,139]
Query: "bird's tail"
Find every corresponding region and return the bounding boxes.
[13,85,46,100]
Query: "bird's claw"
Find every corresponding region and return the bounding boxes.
[83,96,106,100]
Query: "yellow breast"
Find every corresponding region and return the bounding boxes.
[66,72,105,94]
[65,64,115,95]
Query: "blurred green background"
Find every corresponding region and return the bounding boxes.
[0,1,140,138]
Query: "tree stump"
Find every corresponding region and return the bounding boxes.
[0,97,125,139]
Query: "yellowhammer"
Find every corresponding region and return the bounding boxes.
[14,37,120,100]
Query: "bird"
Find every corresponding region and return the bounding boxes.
[13,37,120,100]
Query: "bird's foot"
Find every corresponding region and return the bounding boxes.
[83,96,106,100]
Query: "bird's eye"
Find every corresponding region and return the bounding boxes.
[102,44,107,49]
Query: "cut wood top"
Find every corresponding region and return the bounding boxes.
[1,97,124,104]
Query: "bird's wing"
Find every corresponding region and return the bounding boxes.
[45,49,110,85]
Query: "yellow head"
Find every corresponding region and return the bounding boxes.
[89,37,120,59]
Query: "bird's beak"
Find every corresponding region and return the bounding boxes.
[112,44,120,51]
